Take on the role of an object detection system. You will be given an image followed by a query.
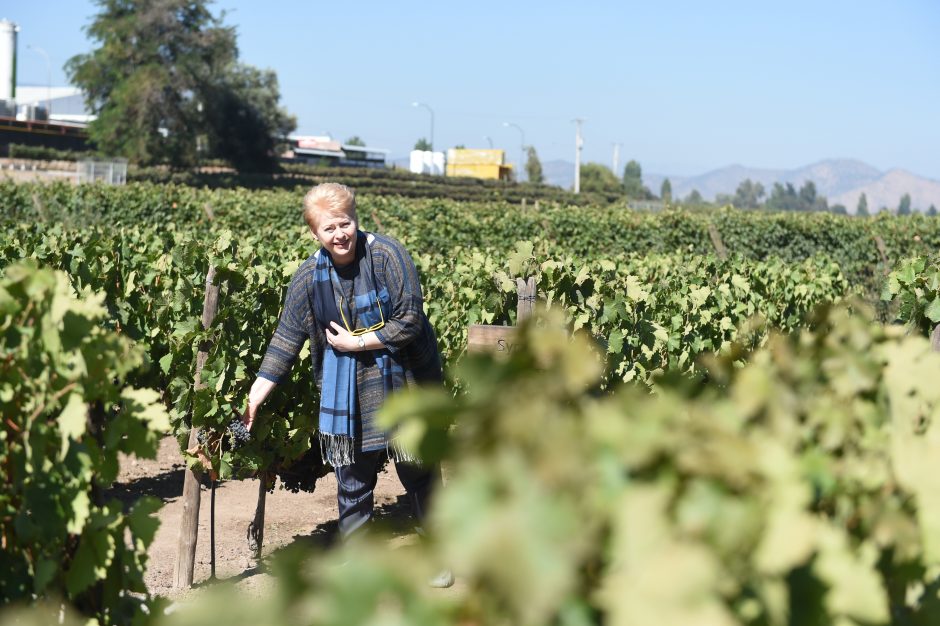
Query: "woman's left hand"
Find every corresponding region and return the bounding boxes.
[326,321,359,352]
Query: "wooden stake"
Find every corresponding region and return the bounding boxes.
[931,324,940,353]
[210,481,217,580]
[874,235,890,269]
[707,224,728,260]
[174,266,221,589]
[370,210,384,232]
[247,477,268,562]
[516,277,536,322]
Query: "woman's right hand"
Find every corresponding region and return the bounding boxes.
[242,377,278,431]
[241,403,258,431]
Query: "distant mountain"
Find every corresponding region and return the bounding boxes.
[643,159,939,213]
[831,169,940,214]
[643,159,884,203]
[786,160,883,198]
[541,159,575,190]
[389,156,940,213]
[645,166,780,202]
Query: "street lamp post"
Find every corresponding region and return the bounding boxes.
[573,118,584,194]
[502,121,525,182]
[484,135,493,149]
[411,101,434,151]
[27,44,52,117]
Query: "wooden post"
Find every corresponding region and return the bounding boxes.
[174,266,221,588]
[246,477,268,563]
[931,324,940,353]
[874,235,890,269]
[370,210,384,232]
[515,277,536,322]
[707,224,728,260]
[209,481,217,580]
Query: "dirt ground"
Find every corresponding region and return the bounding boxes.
[110,435,424,600]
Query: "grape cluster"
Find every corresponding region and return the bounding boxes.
[225,418,251,451]
[277,445,330,493]
[193,418,251,452]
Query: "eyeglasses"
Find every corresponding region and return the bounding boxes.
[339,294,385,336]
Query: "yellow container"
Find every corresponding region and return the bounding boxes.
[446,149,514,180]
[447,148,506,166]
[446,163,514,181]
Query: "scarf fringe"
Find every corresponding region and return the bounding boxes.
[319,432,355,467]
[388,437,422,465]
[319,430,422,468]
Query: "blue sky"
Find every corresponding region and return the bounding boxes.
[8,0,940,178]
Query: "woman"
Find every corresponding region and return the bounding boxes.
[241,182,443,542]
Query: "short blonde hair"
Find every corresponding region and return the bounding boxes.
[302,183,356,229]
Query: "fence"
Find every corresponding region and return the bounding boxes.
[78,158,128,185]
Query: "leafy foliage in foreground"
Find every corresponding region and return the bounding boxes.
[379,306,940,624]
[2,179,939,623]
[23,305,938,626]
[0,262,167,624]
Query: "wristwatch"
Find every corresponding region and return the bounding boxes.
[357,336,365,349]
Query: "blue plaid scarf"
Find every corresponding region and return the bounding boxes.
[311,232,395,466]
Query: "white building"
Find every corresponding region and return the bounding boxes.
[285,135,389,169]
[13,85,93,124]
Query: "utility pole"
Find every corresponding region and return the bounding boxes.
[573,118,584,194]
[503,122,526,182]
[27,45,52,116]
[611,142,622,177]
[411,101,435,151]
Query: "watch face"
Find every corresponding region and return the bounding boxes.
[358,336,365,348]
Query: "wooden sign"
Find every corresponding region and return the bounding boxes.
[468,324,520,354]
[467,277,536,354]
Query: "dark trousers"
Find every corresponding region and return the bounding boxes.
[334,449,441,537]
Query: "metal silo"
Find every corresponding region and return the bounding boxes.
[0,19,17,103]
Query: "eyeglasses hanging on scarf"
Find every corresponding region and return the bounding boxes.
[338,293,385,336]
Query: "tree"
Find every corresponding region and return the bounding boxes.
[898,193,912,215]
[345,136,365,146]
[732,179,765,209]
[830,204,848,215]
[414,138,432,151]
[928,204,937,217]
[765,181,827,212]
[660,178,672,203]
[685,189,704,205]
[799,181,828,211]
[765,183,799,212]
[525,146,543,184]
[202,63,296,171]
[857,193,869,217]
[580,163,624,194]
[622,160,649,199]
[66,0,294,170]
